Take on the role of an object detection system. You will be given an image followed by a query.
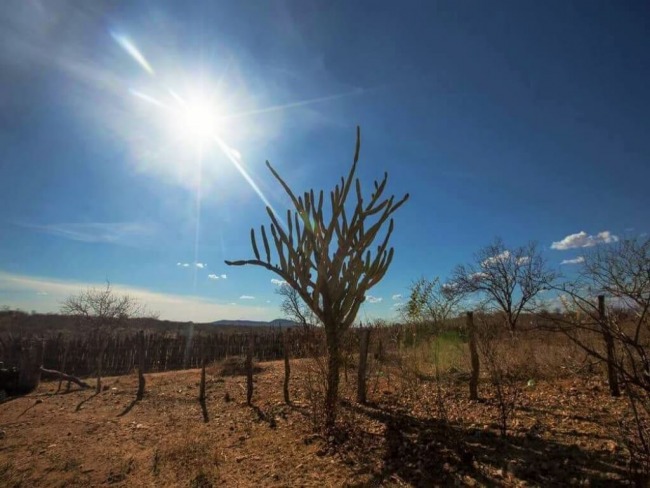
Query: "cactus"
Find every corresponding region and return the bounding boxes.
[225,126,408,429]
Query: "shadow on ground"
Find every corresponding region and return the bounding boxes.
[340,401,629,487]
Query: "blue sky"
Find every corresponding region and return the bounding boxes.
[1,1,648,322]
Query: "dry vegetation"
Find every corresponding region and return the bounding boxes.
[0,325,638,487]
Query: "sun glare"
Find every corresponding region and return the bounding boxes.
[177,101,218,145]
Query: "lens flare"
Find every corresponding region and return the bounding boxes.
[110,32,155,75]
[112,30,361,280]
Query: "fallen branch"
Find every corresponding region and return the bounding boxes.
[39,367,91,389]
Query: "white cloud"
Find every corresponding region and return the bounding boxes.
[470,272,488,281]
[208,273,227,280]
[517,256,530,265]
[0,271,273,322]
[441,282,459,292]
[391,302,403,309]
[195,262,206,269]
[271,278,288,286]
[560,256,585,265]
[365,295,382,304]
[391,294,402,301]
[240,295,255,300]
[482,250,510,267]
[182,263,189,267]
[551,231,619,250]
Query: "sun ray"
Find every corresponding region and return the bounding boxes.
[191,142,205,292]
[213,136,284,226]
[129,89,172,111]
[167,88,188,108]
[218,88,363,121]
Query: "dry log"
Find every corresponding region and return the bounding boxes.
[39,367,91,389]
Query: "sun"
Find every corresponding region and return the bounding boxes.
[177,101,218,145]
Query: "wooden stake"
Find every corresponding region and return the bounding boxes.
[357,328,371,404]
[467,312,480,401]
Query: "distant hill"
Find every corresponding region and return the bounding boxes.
[210,318,302,328]
[0,309,303,336]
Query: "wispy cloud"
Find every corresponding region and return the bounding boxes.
[551,231,619,250]
[560,256,585,265]
[21,222,157,246]
[271,278,288,286]
[365,295,382,304]
[240,295,255,300]
[391,294,402,301]
[0,271,272,322]
[195,262,206,269]
[177,262,190,267]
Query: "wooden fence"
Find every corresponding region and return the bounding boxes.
[0,327,336,378]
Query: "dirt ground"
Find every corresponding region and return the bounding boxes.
[0,359,633,487]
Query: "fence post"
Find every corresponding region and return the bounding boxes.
[467,312,480,401]
[246,334,254,405]
[599,295,620,397]
[57,341,68,394]
[357,328,371,404]
[95,336,103,394]
[283,328,291,404]
[137,331,146,401]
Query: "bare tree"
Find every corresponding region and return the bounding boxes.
[275,282,319,328]
[451,238,557,331]
[61,282,151,393]
[546,237,650,480]
[226,127,408,430]
[548,237,650,391]
[401,276,462,329]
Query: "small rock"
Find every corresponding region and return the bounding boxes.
[35,399,43,404]
[0,430,6,439]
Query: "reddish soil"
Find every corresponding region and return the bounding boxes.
[0,359,632,487]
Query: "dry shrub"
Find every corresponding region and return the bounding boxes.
[217,356,263,377]
[476,319,523,437]
[389,333,466,420]
[619,396,650,486]
[511,325,600,380]
[292,335,329,431]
